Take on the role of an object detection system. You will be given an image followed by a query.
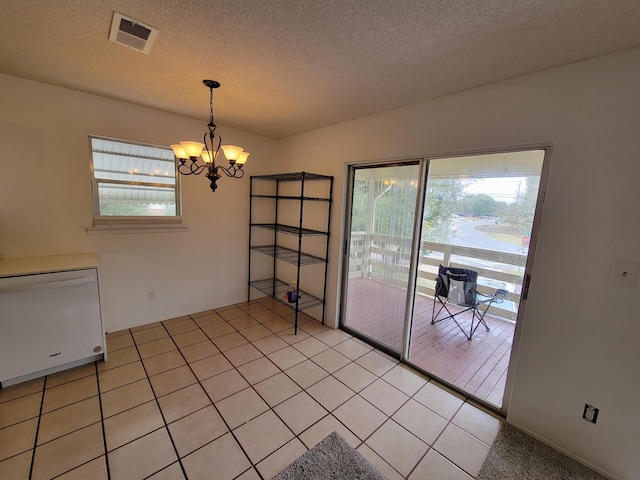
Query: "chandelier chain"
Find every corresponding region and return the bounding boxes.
[209,86,215,125]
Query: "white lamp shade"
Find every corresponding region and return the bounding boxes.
[180,141,205,158]
[170,144,188,159]
[236,151,250,166]
[221,145,244,161]
[201,150,214,164]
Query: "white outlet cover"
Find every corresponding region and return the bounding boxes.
[609,259,639,288]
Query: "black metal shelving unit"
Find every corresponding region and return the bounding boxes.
[248,172,333,334]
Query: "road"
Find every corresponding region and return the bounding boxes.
[449,218,525,254]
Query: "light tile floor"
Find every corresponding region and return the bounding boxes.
[0,298,503,480]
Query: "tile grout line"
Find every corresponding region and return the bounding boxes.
[1,300,492,480]
[225,306,354,476]
[130,325,190,480]
[102,300,482,480]
[171,304,425,479]
[161,315,262,480]
[27,375,47,480]
[188,304,408,476]
[343,315,500,476]
[186,308,295,479]
[400,399,465,480]
[203,301,478,478]
[181,304,342,477]
[22,365,109,479]
[93,360,112,480]
[410,400,472,479]
[47,406,105,476]
[273,326,476,479]
[283,337,434,480]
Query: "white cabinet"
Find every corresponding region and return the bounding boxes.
[0,254,105,386]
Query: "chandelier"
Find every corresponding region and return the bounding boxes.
[171,79,249,192]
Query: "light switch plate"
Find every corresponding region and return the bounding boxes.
[609,260,639,288]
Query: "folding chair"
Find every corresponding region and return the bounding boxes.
[431,265,507,340]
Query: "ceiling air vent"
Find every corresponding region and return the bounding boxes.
[109,12,158,54]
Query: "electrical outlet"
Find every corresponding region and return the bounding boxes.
[609,260,639,288]
[583,404,599,424]
[147,290,156,301]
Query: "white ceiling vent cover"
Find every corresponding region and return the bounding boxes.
[109,12,158,54]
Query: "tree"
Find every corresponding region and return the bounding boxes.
[422,178,466,243]
[499,176,540,234]
[350,174,467,243]
[458,194,499,216]
[351,176,418,238]
[373,180,417,238]
[350,177,371,232]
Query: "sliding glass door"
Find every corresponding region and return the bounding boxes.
[341,163,420,353]
[340,149,547,412]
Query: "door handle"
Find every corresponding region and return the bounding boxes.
[0,276,94,294]
[521,274,531,300]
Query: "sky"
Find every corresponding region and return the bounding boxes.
[463,177,528,204]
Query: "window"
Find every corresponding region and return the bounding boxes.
[89,136,184,233]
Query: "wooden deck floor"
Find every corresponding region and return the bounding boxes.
[344,278,515,407]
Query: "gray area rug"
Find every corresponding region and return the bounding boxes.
[477,423,608,480]
[272,432,387,480]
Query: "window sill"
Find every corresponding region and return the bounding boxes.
[87,216,187,235]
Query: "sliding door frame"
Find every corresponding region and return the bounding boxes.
[399,159,429,360]
[338,143,552,415]
[338,158,422,359]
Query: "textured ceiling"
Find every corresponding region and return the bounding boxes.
[1,0,640,138]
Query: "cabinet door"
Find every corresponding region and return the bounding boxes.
[0,269,103,382]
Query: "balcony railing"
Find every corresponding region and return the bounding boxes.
[348,232,527,321]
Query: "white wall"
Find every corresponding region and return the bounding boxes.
[275,48,640,479]
[0,74,278,332]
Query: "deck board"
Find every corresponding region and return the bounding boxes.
[344,278,515,407]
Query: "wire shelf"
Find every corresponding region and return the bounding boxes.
[249,171,333,330]
[250,194,331,202]
[250,172,333,182]
[250,245,327,265]
[249,278,324,310]
[251,223,327,237]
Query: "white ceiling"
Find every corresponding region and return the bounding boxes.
[2,0,640,139]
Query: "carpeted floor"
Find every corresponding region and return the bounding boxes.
[272,432,387,480]
[477,424,608,480]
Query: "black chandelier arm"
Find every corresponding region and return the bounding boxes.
[177,160,207,176]
[219,164,245,178]
[204,131,221,154]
